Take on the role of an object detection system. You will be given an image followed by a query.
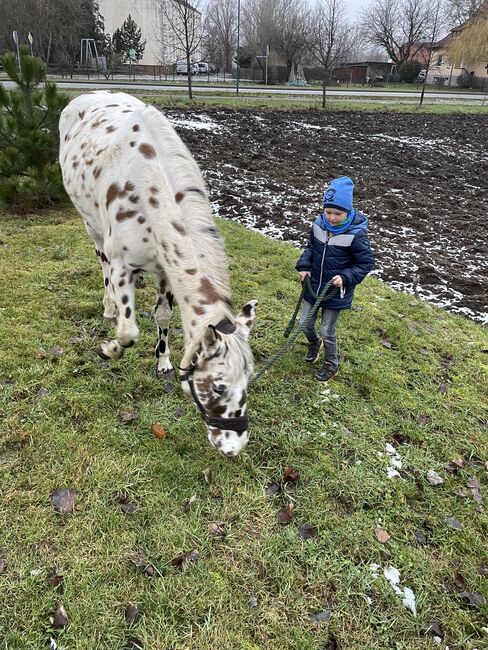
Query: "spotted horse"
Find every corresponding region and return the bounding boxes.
[59,91,257,457]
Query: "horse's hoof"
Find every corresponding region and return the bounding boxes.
[103,315,117,324]
[156,367,175,381]
[135,274,145,289]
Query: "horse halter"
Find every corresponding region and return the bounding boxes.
[178,351,249,435]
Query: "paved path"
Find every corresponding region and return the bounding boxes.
[2,79,487,101]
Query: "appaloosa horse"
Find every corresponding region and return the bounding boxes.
[59,91,257,457]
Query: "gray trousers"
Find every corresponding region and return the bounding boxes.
[299,301,340,369]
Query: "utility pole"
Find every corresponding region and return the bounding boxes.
[236,0,241,95]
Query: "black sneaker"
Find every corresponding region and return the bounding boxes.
[314,362,338,382]
[305,339,323,363]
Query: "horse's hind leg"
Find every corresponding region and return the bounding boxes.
[154,275,174,379]
[99,261,140,360]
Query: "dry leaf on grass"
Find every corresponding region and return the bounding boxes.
[283,467,300,484]
[125,604,141,626]
[298,523,318,540]
[426,470,444,486]
[171,549,200,572]
[51,488,77,514]
[151,423,167,439]
[375,528,391,544]
[207,522,226,537]
[277,503,294,525]
[52,603,69,628]
[446,516,463,529]
[46,571,63,592]
[414,530,428,545]
[459,591,485,608]
[202,468,212,484]
[183,495,197,512]
[265,482,281,496]
[124,636,144,649]
[128,551,154,577]
[120,411,138,423]
[117,496,138,515]
[422,620,444,638]
[0,558,5,575]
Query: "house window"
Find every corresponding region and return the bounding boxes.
[437,55,443,66]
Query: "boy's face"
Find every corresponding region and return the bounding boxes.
[324,207,348,225]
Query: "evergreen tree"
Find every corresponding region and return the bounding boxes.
[0,47,70,211]
[399,60,422,83]
[112,15,146,63]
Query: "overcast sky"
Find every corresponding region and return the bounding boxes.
[345,0,371,20]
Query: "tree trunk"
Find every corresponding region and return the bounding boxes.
[46,31,52,65]
[322,72,327,109]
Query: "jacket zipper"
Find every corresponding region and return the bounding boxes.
[318,229,328,289]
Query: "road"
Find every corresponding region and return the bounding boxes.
[2,79,486,101]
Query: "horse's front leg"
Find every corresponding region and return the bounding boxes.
[96,249,117,323]
[82,219,117,323]
[154,276,174,379]
[98,261,140,360]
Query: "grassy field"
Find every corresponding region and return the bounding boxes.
[0,208,487,650]
[58,86,488,115]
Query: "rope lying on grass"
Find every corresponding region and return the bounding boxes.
[252,276,338,383]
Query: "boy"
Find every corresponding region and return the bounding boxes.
[296,176,374,381]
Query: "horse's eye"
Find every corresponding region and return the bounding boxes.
[213,384,225,395]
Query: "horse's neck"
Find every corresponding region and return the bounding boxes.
[163,211,233,365]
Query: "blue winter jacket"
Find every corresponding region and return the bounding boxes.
[295,210,374,310]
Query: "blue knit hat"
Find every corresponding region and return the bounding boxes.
[323,176,354,213]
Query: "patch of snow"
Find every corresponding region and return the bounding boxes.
[169,115,223,131]
[370,564,417,616]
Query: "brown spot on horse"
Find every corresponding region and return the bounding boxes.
[139,143,156,159]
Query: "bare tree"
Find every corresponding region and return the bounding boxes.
[419,0,445,105]
[445,0,484,26]
[0,0,103,68]
[242,0,280,56]
[203,0,237,73]
[310,0,351,107]
[361,0,432,67]
[273,0,311,81]
[156,0,203,98]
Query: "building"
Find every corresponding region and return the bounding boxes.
[418,0,488,87]
[333,61,395,85]
[98,0,201,66]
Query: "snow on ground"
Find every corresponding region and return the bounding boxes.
[169,108,488,324]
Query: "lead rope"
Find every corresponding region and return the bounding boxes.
[251,276,338,383]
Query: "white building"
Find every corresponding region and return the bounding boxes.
[98,0,202,66]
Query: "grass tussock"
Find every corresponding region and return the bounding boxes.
[0,208,487,649]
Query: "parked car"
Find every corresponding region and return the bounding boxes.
[416,69,427,83]
[176,61,198,75]
[197,62,209,74]
[208,63,217,74]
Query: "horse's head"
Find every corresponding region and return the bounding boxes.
[180,301,257,457]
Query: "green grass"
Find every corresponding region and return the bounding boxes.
[0,208,487,650]
[61,86,488,114]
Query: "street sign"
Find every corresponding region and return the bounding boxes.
[128,48,136,61]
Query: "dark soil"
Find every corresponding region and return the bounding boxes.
[170,108,488,323]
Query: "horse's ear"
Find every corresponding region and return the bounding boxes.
[235,300,258,339]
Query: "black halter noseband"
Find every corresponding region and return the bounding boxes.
[179,353,249,435]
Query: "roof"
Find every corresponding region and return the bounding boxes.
[173,0,201,15]
[337,61,394,67]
